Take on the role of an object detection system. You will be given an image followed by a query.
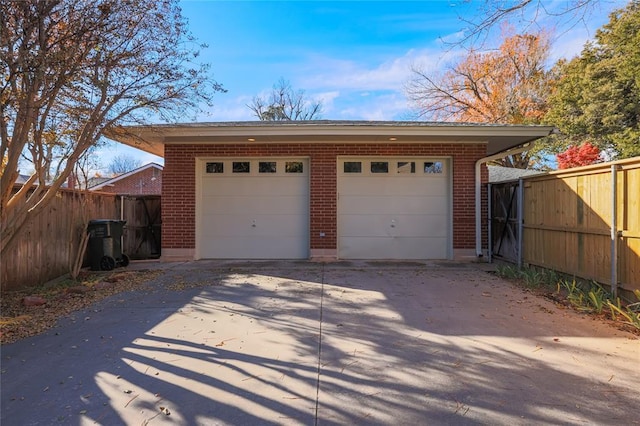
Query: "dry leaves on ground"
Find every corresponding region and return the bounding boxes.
[0,270,161,344]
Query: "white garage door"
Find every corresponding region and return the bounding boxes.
[197,158,309,259]
[338,157,451,259]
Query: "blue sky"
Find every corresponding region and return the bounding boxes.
[186,1,462,121]
[105,0,623,169]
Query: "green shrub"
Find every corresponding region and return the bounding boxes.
[607,290,640,330]
[495,264,520,280]
[497,264,639,331]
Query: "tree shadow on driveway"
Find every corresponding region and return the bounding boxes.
[1,261,638,425]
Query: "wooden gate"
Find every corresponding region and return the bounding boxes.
[489,181,520,263]
[118,195,161,259]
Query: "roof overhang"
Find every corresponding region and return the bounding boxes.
[104,120,556,158]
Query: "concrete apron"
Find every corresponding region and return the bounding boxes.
[1,261,639,425]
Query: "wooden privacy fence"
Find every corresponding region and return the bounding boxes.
[489,157,640,299]
[1,189,118,292]
[489,181,520,263]
[117,195,161,260]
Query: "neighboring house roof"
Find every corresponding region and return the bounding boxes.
[13,173,71,188]
[105,120,556,158]
[87,176,111,188]
[488,165,546,183]
[14,174,31,185]
[89,163,163,191]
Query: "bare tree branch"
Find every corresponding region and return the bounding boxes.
[406,31,555,168]
[0,0,225,253]
[453,0,600,48]
[108,154,142,175]
[248,78,323,121]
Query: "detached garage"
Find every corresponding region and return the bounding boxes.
[106,121,553,261]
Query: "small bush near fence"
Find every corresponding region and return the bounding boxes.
[491,157,640,299]
[496,264,640,332]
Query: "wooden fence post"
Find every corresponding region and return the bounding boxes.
[611,164,619,299]
[517,178,524,269]
[488,183,493,263]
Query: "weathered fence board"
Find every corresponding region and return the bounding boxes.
[618,163,640,289]
[489,181,519,262]
[1,189,117,291]
[519,157,639,297]
[117,195,161,260]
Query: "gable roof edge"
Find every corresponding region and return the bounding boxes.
[89,162,163,190]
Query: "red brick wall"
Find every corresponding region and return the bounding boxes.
[163,143,488,252]
[99,167,162,195]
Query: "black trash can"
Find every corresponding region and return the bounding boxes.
[87,220,130,271]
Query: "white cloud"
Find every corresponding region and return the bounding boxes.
[288,47,467,120]
[203,94,256,121]
[549,28,593,63]
[300,48,455,92]
[312,90,340,116]
[315,90,340,104]
[334,91,411,121]
[198,44,472,123]
[361,93,411,121]
[438,30,466,45]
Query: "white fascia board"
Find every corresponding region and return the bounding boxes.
[90,163,163,191]
[105,122,556,158]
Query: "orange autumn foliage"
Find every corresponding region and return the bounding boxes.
[409,31,554,125]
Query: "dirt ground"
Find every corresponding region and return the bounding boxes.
[4,262,635,345]
[0,269,161,344]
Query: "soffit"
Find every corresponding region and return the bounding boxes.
[104,121,555,158]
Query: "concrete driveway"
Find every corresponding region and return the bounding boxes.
[1,261,638,425]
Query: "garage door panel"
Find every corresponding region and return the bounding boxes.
[198,158,309,259]
[200,237,307,259]
[201,196,304,215]
[202,178,307,197]
[339,237,448,259]
[202,214,306,237]
[249,178,307,195]
[340,214,449,238]
[338,157,450,260]
[400,178,448,197]
[339,196,448,215]
[340,178,448,197]
[339,178,395,195]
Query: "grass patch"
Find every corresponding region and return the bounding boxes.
[608,291,640,329]
[495,264,558,289]
[496,264,640,333]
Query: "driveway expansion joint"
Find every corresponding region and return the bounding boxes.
[314,262,326,425]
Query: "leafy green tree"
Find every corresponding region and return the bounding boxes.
[545,1,640,159]
[0,0,224,253]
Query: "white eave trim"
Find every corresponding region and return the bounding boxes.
[90,163,163,190]
[157,123,554,139]
[105,121,555,158]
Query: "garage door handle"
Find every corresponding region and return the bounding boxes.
[390,220,396,228]
[252,220,256,228]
